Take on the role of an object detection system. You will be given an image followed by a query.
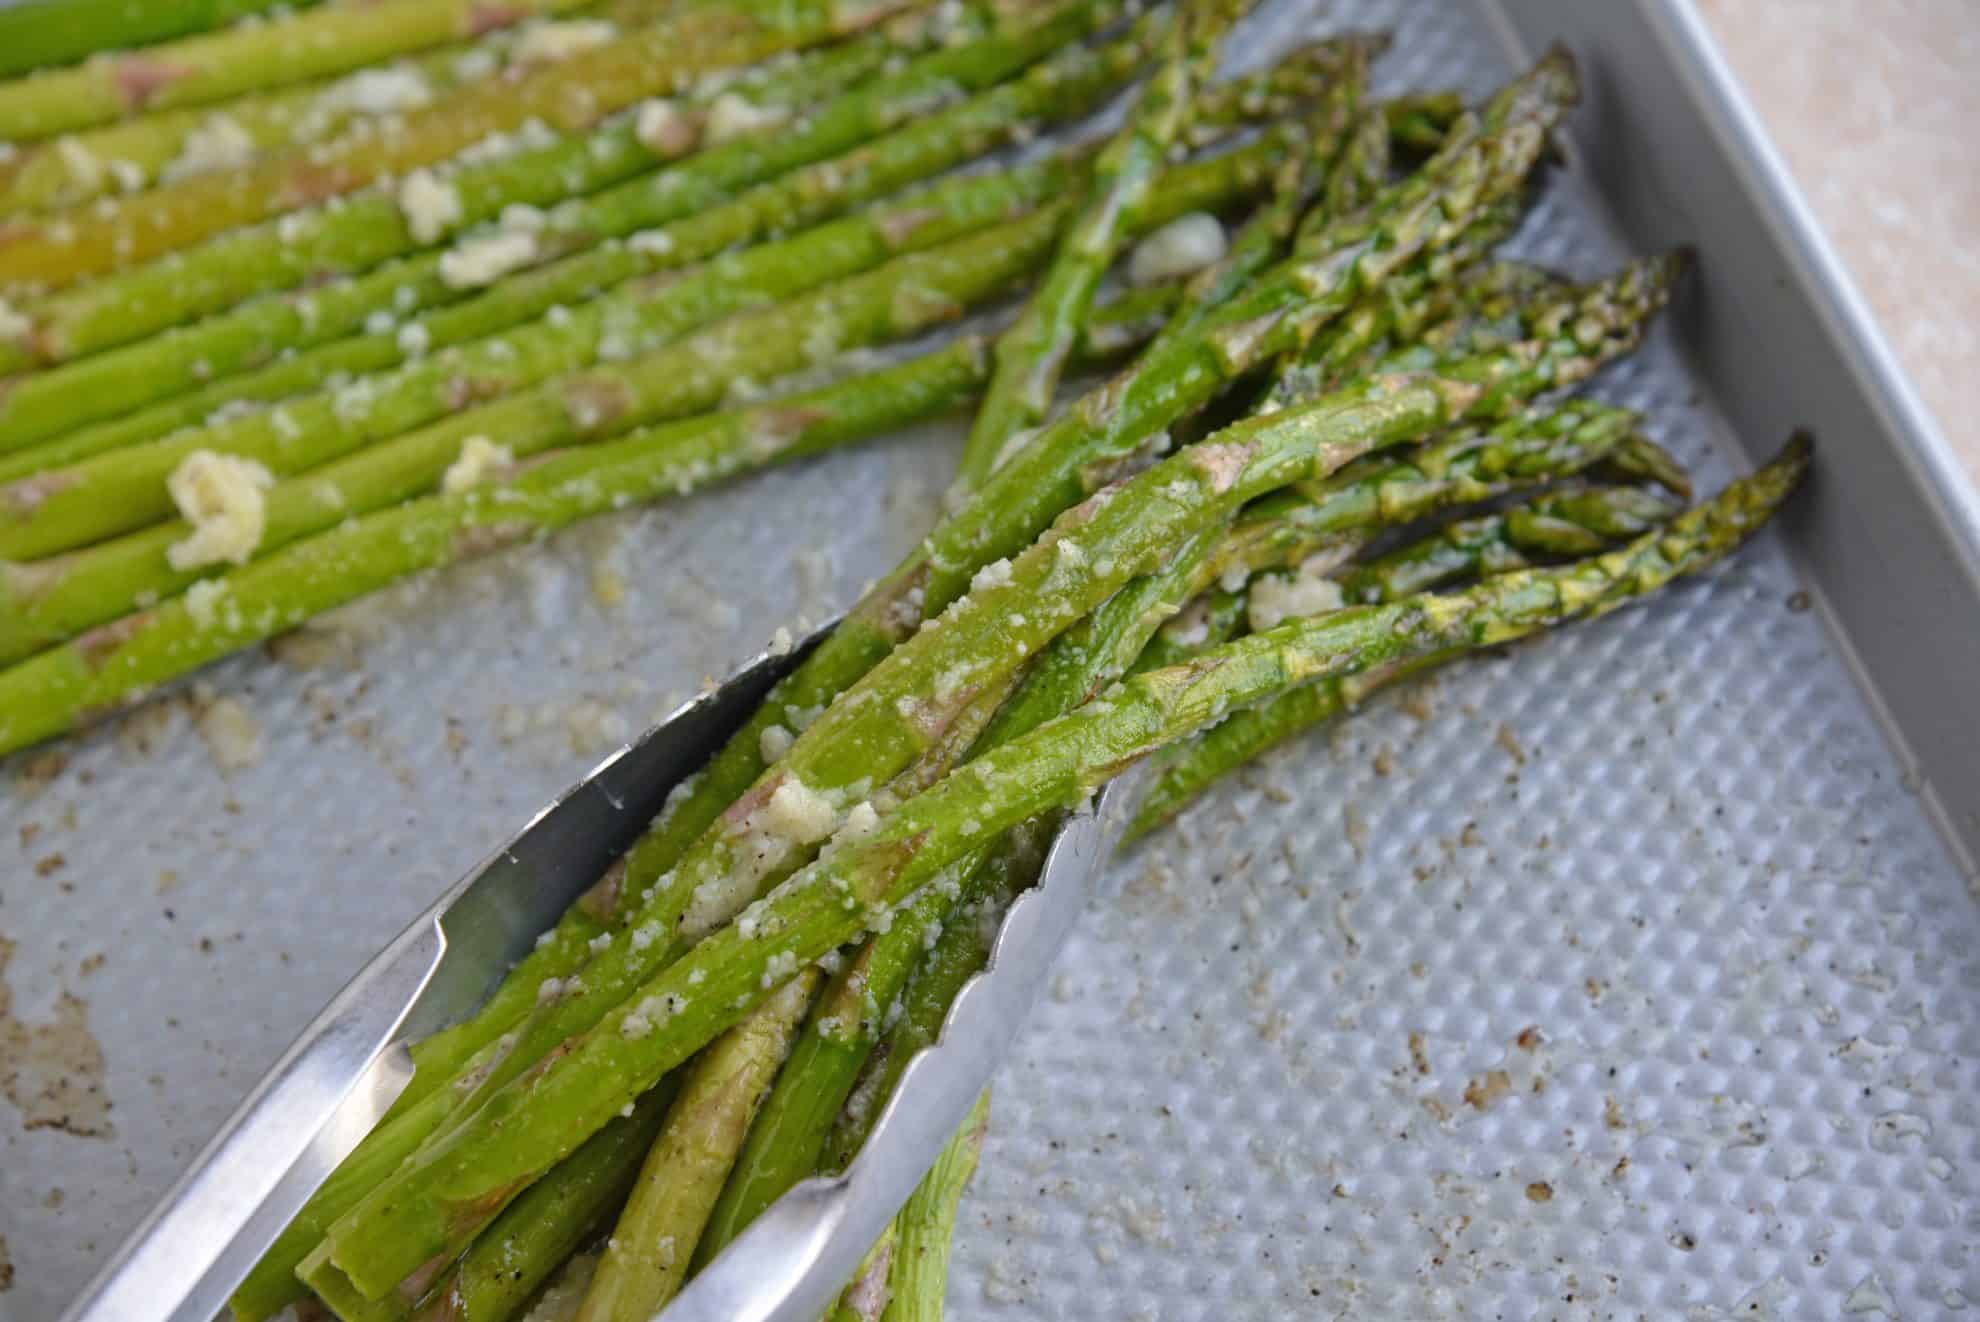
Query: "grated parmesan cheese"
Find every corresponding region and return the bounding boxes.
[634,98,694,156]
[1247,566,1346,632]
[314,65,432,120]
[702,92,791,145]
[439,230,537,288]
[758,723,794,762]
[970,557,1014,593]
[165,451,276,570]
[0,296,29,341]
[196,696,262,771]
[512,18,616,64]
[161,113,256,183]
[763,778,838,844]
[397,168,463,243]
[185,579,227,629]
[441,435,514,493]
[1128,211,1227,286]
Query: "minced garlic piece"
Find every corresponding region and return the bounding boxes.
[763,778,838,844]
[1128,211,1228,286]
[161,113,257,183]
[702,92,791,145]
[165,450,275,570]
[398,168,463,244]
[441,435,514,493]
[1247,567,1346,632]
[439,230,537,288]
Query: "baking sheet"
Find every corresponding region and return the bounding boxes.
[2,0,1977,1318]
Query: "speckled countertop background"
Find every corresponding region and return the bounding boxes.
[1697,0,1978,487]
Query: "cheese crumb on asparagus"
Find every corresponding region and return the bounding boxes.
[1128,211,1228,286]
[397,168,463,244]
[439,230,538,289]
[165,451,276,570]
[441,435,515,493]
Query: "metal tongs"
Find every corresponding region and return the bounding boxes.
[65,629,1138,1322]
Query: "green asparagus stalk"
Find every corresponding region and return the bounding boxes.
[362,1076,677,1322]
[275,144,1278,1133]
[601,50,1581,928]
[949,0,1244,493]
[825,1226,898,1322]
[0,143,1269,659]
[689,875,972,1264]
[356,61,1581,1195]
[314,435,1808,1301]
[1126,479,1690,838]
[880,1093,989,1322]
[0,179,1081,564]
[215,292,1176,1321]
[0,0,1131,450]
[0,0,913,291]
[0,0,321,81]
[564,971,820,1322]
[1176,33,1389,150]
[0,146,1094,595]
[0,0,594,141]
[1385,90,1467,154]
[0,1,896,217]
[1143,45,1367,357]
[0,36,505,215]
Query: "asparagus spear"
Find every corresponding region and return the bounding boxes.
[215,293,1178,1322]
[314,436,1808,1300]
[633,51,1580,911]
[0,0,319,81]
[0,0,913,291]
[825,1227,898,1322]
[949,0,1246,493]
[560,972,819,1322]
[1176,33,1389,150]
[0,0,1129,447]
[0,147,1264,659]
[0,0,597,141]
[324,1076,677,1322]
[1127,480,1690,838]
[1386,90,1468,154]
[879,1093,989,1322]
[360,61,1581,1181]
[0,36,505,215]
[0,2,891,217]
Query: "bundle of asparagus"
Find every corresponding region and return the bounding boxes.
[0,5,1809,1318]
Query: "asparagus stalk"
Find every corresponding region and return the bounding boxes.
[1386,90,1468,154]
[0,143,1098,590]
[1127,480,1689,838]
[0,0,913,291]
[0,145,1265,663]
[354,66,1582,1211]
[1176,33,1389,150]
[273,145,1275,1139]
[825,1227,898,1322]
[0,0,319,81]
[0,0,1130,449]
[564,972,820,1322]
[314,436,1808,1300]
[557,49,1579,983]
[217,292,1179,1321]
[879,1093,989,1322]
[337,1076,678,1322]
[0,2,895,217]
[0,0,595,141]
[689,876,973,1264]
[0,178,1085,563]
[0,35,505,215]
[949,0,1244,493]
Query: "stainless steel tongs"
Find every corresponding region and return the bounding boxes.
[64,630,1138,1322]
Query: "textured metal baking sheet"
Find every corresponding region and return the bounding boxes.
[2,0,1978,1318]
